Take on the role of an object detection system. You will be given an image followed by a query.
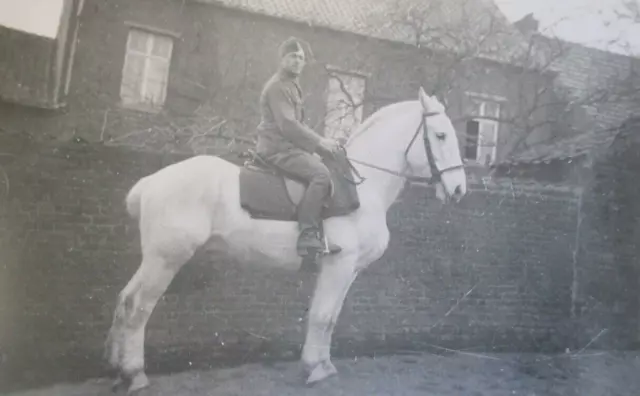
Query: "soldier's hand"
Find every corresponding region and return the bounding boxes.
[318,138,340,156]
[329,138,342,151]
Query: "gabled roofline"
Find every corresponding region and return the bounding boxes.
[191,0,548,72]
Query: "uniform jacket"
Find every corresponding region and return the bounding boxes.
[255,71,322,158]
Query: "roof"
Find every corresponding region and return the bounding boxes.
[496,130,617,166]
[538,36,640,109]
[499,115,640,167]
[195,0,541,67]
[497,34,640,166]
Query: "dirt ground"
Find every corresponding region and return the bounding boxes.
[7,351,640,396]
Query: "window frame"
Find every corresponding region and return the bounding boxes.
[323,66,368,140]
[119,23,178,113]
[463,92,505,166]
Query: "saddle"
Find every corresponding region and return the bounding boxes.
[239,148,361,221]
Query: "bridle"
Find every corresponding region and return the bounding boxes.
[345,111,465,185]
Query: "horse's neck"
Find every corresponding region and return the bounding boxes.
[346,106,416,211]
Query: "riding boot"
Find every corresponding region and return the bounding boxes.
[296,226,324,257]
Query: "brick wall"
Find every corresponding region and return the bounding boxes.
[0,134,581,392]
[573,125,640,349]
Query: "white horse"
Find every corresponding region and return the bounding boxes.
[105,87,467,394]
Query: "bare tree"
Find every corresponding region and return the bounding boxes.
[618,0,640,23]
[310,0,563,157]
[318,0,640,160]
[106,0,640,160]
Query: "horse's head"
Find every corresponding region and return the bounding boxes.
[405,87,467,203]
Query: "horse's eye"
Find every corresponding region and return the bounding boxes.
[436,132,446,141]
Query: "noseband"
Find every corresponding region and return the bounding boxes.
[346,111,464,185]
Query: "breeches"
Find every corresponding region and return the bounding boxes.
[264,150,332,229]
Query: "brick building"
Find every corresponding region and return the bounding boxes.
[0,0,78,109]
[1,0,558,168]
[1,1,638,393]
[494,14,640,350]
[508,12,640,167]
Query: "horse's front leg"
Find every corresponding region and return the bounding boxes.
[301,254,358,385]
[309,224,389,381]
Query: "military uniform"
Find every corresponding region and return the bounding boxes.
[255,39,339,258]
[256,72,322,158]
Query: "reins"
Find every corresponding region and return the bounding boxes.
[340,111,464,185]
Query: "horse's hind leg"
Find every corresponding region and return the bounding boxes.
[107,251,185,394]
[106,265,144,390]
[107,226,205,394]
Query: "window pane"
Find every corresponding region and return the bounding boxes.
[478,145,495,165]
[144,58,170,104]
[128,29,149,52]
[338,102,354,127]
[328,74,341,92]
[151,35,173,58]
[324,72,365,140]
[479,122,497,146]
[120,53,146,103]
[325,77,348,138]
[467,98,482,116]
[485,101,500,118]
[465,120,479,160]
[326,77,341,104]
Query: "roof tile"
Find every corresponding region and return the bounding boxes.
[499,36,640,165]
[196,0,538,66]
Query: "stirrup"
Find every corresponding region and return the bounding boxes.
[322,235,342,255]
[298,236,341,272]
[297,228,322,255]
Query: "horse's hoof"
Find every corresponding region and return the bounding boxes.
[127,372,150,395]
[306,360,337,385]
[111,374,128,393]
[323,360,337,375]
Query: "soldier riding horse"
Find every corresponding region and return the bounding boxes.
[105,37,467,394]
[253,37,345,266]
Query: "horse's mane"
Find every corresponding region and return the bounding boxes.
[345,100,417,148]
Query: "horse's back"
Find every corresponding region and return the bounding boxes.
[129,155,239,252]
[127,154,237,218]
[135,155,235,188]
[156,154,236,176]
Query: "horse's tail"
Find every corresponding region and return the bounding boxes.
[125,178,146,220]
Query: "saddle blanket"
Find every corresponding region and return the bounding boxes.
[239,151,360,221]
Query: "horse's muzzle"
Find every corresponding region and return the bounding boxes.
[451,184,464,202]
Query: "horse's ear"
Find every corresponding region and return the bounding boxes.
[419,86,430,111]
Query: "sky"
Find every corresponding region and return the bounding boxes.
[0,0,63,38]
[0,0,639,56]
[495,0,640,56]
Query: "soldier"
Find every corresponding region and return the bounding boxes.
[255,37,342,260]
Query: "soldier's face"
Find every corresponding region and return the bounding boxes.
[281,49,306,76]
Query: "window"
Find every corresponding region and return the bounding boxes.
[323,69,366,141]
[120,27,174,111]
[464,95,501,166]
